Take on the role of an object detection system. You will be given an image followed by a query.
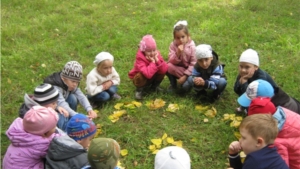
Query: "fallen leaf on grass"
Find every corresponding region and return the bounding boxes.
[230,120,241,128]
[167,137,174,144]
[203,118,209,122]
[166,104,179,112]
[162,133,167,140]
[114,103,124,110]
[205,109,217,118]
[108,110,126,123]
[195,105,209,111]
[172,140,183,147]
[132,101,142,107]
[120,149,128,156]
[151,139,162,147]
[146,99,166,110]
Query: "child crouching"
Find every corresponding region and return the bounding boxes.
[86,52,121,108]
[45,113,97,169]
[3,106,59,169]
[128,35,168,100]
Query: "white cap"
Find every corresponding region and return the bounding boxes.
[195,44,213,59]
[239,49,259,66]
[155,146,191,169]
[93,52,114,66]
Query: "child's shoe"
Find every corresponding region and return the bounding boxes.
[167,85,176,93]
[135,88,143,100]
[155,86,164,93]
[112,93,121,100]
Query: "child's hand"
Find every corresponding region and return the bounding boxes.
[146,55,155,63]
[102,81,113,90]
[194,77,204,86]
[239,69,255,84]
[154,52,159,62]
[228,141,242,154]
[57,106,69,117]
[177,75,187,84]
[87,110,98,119]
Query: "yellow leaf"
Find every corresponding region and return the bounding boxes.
[162,133,167,140]
[234,132,241,140]
[195,105,209,111]
[166,137,174,144]
[166,104,179,112]
[124,103,136,109]
[151,139,162,146]
[203,118,209,122]
[223,114,230,121]
[132,101,142,107]
[113,110,126,118]
[172,140,183,147]
[117,161,125,169]
[212,107,217,114]
[190,138,197,142]
[149,145,156,151]
[7,78,11,84]
[152,149,159,154]
[94,129,102,138]
[205,109,217,118]
[235,116,243,121]
[229,114,236,121]
[230,120,241,128]
[96,124,101,129]
[146,99,166,110]
[240,151,246,158]
[120,149,128,156]
[94,109,100,113]
[114,103,124,110]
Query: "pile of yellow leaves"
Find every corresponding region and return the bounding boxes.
[148,133,183,154]
[195,105,217,122]
[166,103,180,113]
[109,101,142,123]
[94,124,102,138]
[222,114,243,128]
[108,110,127,123]
[146,99,166,110]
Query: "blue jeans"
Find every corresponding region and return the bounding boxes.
[88,85,118,102]
[188,76,227,95]
[56,112,69,132]
[166,73,192,91]
[66,93,78,111]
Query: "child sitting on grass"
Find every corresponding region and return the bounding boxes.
[128,35,168,100]
[86,52,121,108]
[234,49,300,113]
[248,97,300,169]
[228,114,288,169]
[85,138,121,169]
[187,44,226,101]
[19,83,69,131]
[237,79,300,115]
[45,113,97,169]
[155,146,191,169]
[44,61,97,119]
[166,20,196,92]
[3,106,59,169]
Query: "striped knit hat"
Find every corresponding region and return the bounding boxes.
[33,83,59,106]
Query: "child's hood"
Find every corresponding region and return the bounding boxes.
[47,135,87,160]
[24,93,39,108]
[7,118,54,147]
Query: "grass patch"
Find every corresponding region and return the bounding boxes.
[1,0,300,168]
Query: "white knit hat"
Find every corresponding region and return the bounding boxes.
[155,146,191,169]
[239,49,259,66]
[93,52,114,66]
[195,44,213,59]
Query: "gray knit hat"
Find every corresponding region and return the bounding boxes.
[195,44,213,59]
[61,61,83,81]
[33,83,59,106]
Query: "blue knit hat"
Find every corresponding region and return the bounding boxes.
[66,113,97,141]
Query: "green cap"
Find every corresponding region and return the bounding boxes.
[88,138,120,169]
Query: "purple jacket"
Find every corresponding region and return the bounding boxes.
[2,118,58,169]
[167,40,196,78]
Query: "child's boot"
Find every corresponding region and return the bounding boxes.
[151,81,164,92]
[135,87,143,100]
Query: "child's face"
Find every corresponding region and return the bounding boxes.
[239,128,260,155]
[144,49,157,58]
[174,29,189,45]
[77,133,96,149]
[197,57,213,69]
[239,62,258,77]
[44,127,56,138]
[43,101,58,110]
[97,60,113,77]
[62,77,79,91]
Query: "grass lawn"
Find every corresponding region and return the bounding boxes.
[1,0,300,168]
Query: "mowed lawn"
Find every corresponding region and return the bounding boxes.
[1,0,300,168]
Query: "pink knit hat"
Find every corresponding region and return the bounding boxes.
[23,106,58,136]
[139,35,157,52]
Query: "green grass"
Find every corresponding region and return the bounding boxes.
[1,0,300,168]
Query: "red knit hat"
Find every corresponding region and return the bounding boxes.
[248,97,277,116]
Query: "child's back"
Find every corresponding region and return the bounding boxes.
[3,106,59,169]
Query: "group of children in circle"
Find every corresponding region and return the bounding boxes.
[3,20,300,169]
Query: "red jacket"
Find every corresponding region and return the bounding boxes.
[128,49,168,79]
[274,107,300,169]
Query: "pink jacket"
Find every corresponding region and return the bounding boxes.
[2,118,58,169]
[274,107,300,169]
[128,49,168,79]
[167,40,196,78]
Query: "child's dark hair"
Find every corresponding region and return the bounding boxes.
[173,24,189,38]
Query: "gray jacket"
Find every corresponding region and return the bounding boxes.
[45,135,89,169]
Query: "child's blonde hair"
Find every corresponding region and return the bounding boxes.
[240,114,278,144]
